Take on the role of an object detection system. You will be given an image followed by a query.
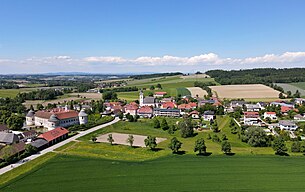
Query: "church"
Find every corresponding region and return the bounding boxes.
[139,90,157,107]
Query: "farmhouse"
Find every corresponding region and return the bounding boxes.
[138,106,153,118]
[203,111,215,121]
[26,108,88,130]
[279,120,298,131]
[264,112,277,120]
[38,127,69,145]
[243,112,260,126]
[124,104,138,116]
[154,92,167,98]
[154,108,180,117]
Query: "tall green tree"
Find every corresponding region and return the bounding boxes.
[179,118,194,138]
[194,138,207,155]
[144,136,157,150]
[168,137,182,154]
[107,134,114,145]
[153,118,160,128]
[160,118,169,131]
[221,141,232,154]
[6,114,24,131]
[272,137,288,155]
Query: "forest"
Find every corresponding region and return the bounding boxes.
[206,68,305,85]
[130,72,183,80]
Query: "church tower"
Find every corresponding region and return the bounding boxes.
[139,89,144,106]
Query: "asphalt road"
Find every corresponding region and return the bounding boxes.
[0,117,120,175]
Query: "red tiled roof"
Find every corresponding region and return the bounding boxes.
[125,104,138,111]
[281,106,292,113]
[55,111,79,120]
[35,109,78,120]
[189,102,197,107]
[244,112,259,118]
[189,110,199,115]
[266,112,276,115]
[162,102,176,109]
[138,106,153,113]
[154,92,167,95]
[178,104,191,110]
[38,127,69,142]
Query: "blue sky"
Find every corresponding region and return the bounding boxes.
[0,0,305,74]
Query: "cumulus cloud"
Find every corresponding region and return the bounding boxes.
[0,52,305,74]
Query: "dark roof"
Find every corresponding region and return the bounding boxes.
[26,110,35,117]
[30,138,48,148]
[22,130,37,137]
[0,132,19,144]
[0,124,8,132]
[143,97,155,104]
[204,111,215,115]
[154,108,180,112]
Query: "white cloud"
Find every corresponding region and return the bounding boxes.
[0,52,305,74]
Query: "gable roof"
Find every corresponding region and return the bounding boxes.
[0,132,19,144]
[138,106,153,114]
[35,110,79,120]
[161,102,176,109]
[38,127,69,142]
[143,97,155,104]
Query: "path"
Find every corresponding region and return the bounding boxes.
[0,117,120,175]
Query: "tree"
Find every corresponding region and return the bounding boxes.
[179,118,194,138]
[144,135,157,150]
[242,127,271,147]
[107,134,114,145]
[211,121,219,133]
[153,118,160,128]
[102,91,118,100]
[118,112,124,120]
[36,103,44,110]
[291,141,301,152]
[168,137,182,153]
[194,138,207,155]
[168,124,177,134]
[272,137,288,155]
[160,118,169,130]
[221,134,228,141]
[156,83,162,89]
[150,85,155,90]
[126,113,134,122]
[6,114,24,131]
[212,134,220,143]
[126,135,134,147]
[25,144,38,155]
[293,90,301,98]
[91,135,97,142]
[279,93,285,99]
[221,140,231,154]
[207,133,211,140]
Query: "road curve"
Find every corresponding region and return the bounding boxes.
[0,117,120,175]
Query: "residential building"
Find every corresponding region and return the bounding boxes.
[154,92,167,98]
[295,98,305,105]
[279,120,298,131]
[243,112,260,126]
[138,106,153,118]
[0,132,19,145]
[294,114,305,121]
[154,108,180,117]
[203,111,215,121]
[245,104,261,112]
[264,112,277,120]
[160,102,177,109]
[124,104,138,116]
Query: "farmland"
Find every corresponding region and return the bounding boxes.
[276,83,305,96]
[2,154,305,192]
[187,87,207,98]
[210,84,282,99]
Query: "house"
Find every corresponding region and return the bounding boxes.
[160,102,177,109]
[26,108,88,130]
[124,104,138,116]
[294,114,305,121]
[226,101,246,112]
[245,104,261,112]
[264,112,277,120]
[243,112,260,126]
[0,124,8,132]
[281,106,293,114]
[189,110,200,119]
[295,98,305,105]
[271,101,294,108]
[0,132,19,145]
[178,103,197,111]
[154,92,167,98]
[160,97,173,103]
[138,106,153,118]
[257,102,268,110]
[279,120,298,131]
[203,111,215,121]
[154,108,180,117]
[38,127,69,145]
[139,90,156,107]
[21,130,37,142]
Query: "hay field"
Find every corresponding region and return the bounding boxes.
[69,92,102,99]
[210,84,282,99]
[187,87,207,98]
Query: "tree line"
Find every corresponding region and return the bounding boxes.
[17,89,64,100]
[130,72,183,80]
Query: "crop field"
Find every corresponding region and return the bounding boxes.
[210,84,282,99]
[276,83,305,96]
[69,92,102,99]
[2,154,305,192]
[187,87,207,98]
[176,87,191,97]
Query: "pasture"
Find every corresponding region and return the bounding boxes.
[2,154,305,192]
[277,83,305,96]
[210,84,282,99]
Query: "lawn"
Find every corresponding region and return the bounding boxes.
[0,89,23,98]
[2,154,305,192]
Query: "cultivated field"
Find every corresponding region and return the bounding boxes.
[276,83,305,96]
[97,132,166,147]
[69,92,102,99]
[187,87,207,98]
[210,84,282,99]
[2,154,305,192]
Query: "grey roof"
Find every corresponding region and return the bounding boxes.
[30,138,48,149]
[279,120,297,126]
[0,132,19,144]
[78,109,88,117]
[144,97,155,104]
[49,114,59,122]
[0,124,8,132]
[204,111,215,115]
[26,110,35,117]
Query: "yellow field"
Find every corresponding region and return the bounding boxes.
[210,84,282,99]
[186,87,207,98]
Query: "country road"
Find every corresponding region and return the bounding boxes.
[0,117,120,175]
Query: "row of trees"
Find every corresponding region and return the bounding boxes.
[0,80,19,89]
[17,89,64,100]
[100,86,138,93]
[194,81,216,98]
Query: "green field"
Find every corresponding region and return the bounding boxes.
[2,154,305,192]
[276,83,305,96]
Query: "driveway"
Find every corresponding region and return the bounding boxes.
[0,117,120,175]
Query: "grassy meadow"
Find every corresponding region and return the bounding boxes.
[2,154,305,192]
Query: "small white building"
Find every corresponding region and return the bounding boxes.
[244,112,260,126]
[264,112,277,120]
[279,120,298,131]
[203,111,215,121]
[245,104,261,112]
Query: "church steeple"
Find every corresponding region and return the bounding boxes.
[139,89,144,106]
